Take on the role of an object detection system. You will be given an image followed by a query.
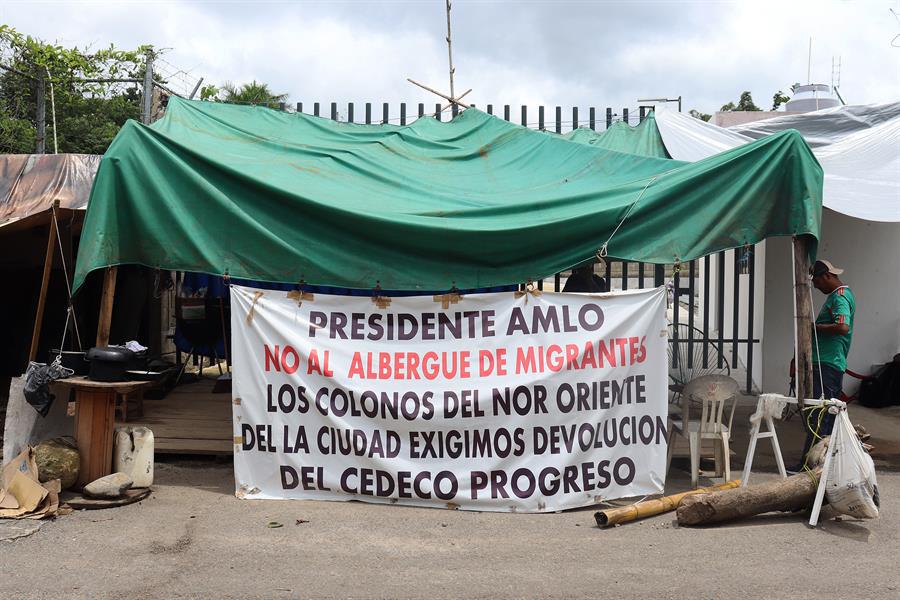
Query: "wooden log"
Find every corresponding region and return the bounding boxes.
[595,480,740,527]
[793,235,814,428]
[95,266,118,347]
[677,471,820,526]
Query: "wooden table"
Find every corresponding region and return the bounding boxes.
[56,377,153,487]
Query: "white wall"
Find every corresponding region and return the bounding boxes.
[761,236,795,394]
[762,209,900,395]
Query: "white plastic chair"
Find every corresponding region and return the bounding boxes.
[665,374,739,488]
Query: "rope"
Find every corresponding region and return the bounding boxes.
[51,206,82,350]
[57,307,70,359]
[800,400,844,473]
[791,250,800,398]
[808,283,827,399]
[597,175,659,259]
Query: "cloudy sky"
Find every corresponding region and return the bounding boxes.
[4,0,899,126]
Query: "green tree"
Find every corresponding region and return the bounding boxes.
[202,80,287,108]
[720,91,761,112]
[0,26,149,154]
[689,109,712,122]
[772,90,791,110]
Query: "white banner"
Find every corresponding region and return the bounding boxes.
[231,285,668,513]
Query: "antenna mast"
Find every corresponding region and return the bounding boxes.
[831,55,841,89]
[807,37,812,84]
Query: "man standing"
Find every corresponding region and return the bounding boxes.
[798,259,856,465]
[562,261,607,293]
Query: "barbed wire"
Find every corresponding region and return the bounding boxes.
[153,57,203,97]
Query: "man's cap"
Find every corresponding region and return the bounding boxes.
[812,259,844,277]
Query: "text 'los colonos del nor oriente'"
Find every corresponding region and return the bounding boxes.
[231,285,669,513]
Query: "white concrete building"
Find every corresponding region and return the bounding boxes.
[656,100,900,395]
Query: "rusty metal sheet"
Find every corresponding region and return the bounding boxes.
[0,154,100,229]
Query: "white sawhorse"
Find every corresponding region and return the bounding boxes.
[740,393,846,527]
[740,394,790,487]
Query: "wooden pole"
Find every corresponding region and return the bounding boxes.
[793,235,814,431]
[96,266,118,347]
[29,204,59,362]
[676,470,820,526]
[406,78,471,108]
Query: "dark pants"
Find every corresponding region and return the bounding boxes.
[800,363,844,461]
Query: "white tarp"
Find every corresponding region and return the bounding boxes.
[230,285,668,513]
[655,103,900,222]
[730,102,900,148]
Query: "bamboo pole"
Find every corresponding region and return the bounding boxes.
[445,0,456,103]
[594,480,740,527]
[440,88,472,112]
[96,266,118,347]
[406,78,471,108]
[28,202,60,361]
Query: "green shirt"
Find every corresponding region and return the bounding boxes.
[812,286,855,372]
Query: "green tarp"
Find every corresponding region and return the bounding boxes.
[73,97,822,292]
[563,113,670,159]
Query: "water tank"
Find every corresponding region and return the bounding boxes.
[785,84,841,113]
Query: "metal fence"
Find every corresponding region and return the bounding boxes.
[589,252,760,395]
[283,101,760,393]
[287,101,647,129]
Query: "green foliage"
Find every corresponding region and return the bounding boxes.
[689,109,712,122]
[772,90,791,110]
[0,110,35,153]
[720,91,762,112]
[736,91,761,111]
[203,80,287,108]
[199,84,219,101]
[55,94,140,154]
[0,25,148,153]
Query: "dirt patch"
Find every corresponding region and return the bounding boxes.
[150,526,193,555]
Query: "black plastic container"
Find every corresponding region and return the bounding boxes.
[127,351,148,372]
[87,346,134,382]
[52,350,90,376]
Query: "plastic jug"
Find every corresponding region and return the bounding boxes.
[114,426,154,488]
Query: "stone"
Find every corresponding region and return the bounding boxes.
[83,472,133,499]
[33,438,81,490]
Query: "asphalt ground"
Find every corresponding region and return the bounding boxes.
[1,402,898,599]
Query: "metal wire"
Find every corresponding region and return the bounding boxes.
[51,206,82,350]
